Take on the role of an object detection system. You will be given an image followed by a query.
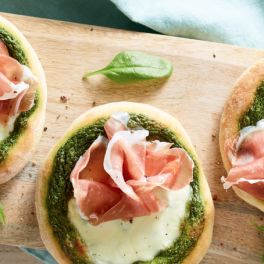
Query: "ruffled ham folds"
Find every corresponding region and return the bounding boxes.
[222,119,264,200]
[70,112,194,225]
[0,41,37,124]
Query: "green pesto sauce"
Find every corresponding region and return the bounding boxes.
[0,27,38,163]
[0,28,28,65]
[46,114,205,264]
[239,81,264,129]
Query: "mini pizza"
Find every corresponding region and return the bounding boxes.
[220,59,264,211]
[36,102,214,264]
[0,16,46,184]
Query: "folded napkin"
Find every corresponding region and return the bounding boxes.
[22,0,264,263]
[111,0,264,48]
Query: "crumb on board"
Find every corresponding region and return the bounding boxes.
[211,134,216,142]
[56,115,61,120]
[60,95,68,103]
[43,127,48,132]
[92,101,96,107]
[65,105,69,110]
[213,53,216,58]
[213,194,218,201]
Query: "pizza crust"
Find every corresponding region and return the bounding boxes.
[0,15,47,184]
[219,59,264,212]
[36,102,214,264]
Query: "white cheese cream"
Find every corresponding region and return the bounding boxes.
[68,185,192,264]
[0,114,18,141]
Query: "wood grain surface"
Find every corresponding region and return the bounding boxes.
[0,12,263,263]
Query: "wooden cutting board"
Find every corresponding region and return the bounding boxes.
[0,12,263,264]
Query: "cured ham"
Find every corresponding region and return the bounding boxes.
[0,55,23,84]
[0,40,9,56]
[222,119,264,200]
[0,41,37,125]
[71,112,194,225]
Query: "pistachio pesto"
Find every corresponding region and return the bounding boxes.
[46,114,205,264]
[0,27,38,163]
[239,81,264,129]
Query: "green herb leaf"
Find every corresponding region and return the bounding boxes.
[0,204,5,225]
[254,224,264,262]
[83,51,173,83]
[256,225,264,232]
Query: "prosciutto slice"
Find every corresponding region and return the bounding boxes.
[0,42,37,125]
[0,40,9,56]
[71,112,194,225]
[222,120,264,200]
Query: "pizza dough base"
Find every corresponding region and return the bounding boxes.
[36,102,214,264]
[0,15,47,184]
[219,59,264,212]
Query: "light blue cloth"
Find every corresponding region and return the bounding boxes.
[112,0,264,48]
[21,248,57,264]
[23,0,264,263]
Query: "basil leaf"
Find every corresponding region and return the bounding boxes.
[83,51,173,83]
[0,204,5,225]
[256,225,264,232]
[255,224,264,262]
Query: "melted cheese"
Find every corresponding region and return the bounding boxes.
[0,115,17,141]
[68,185,192,264]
